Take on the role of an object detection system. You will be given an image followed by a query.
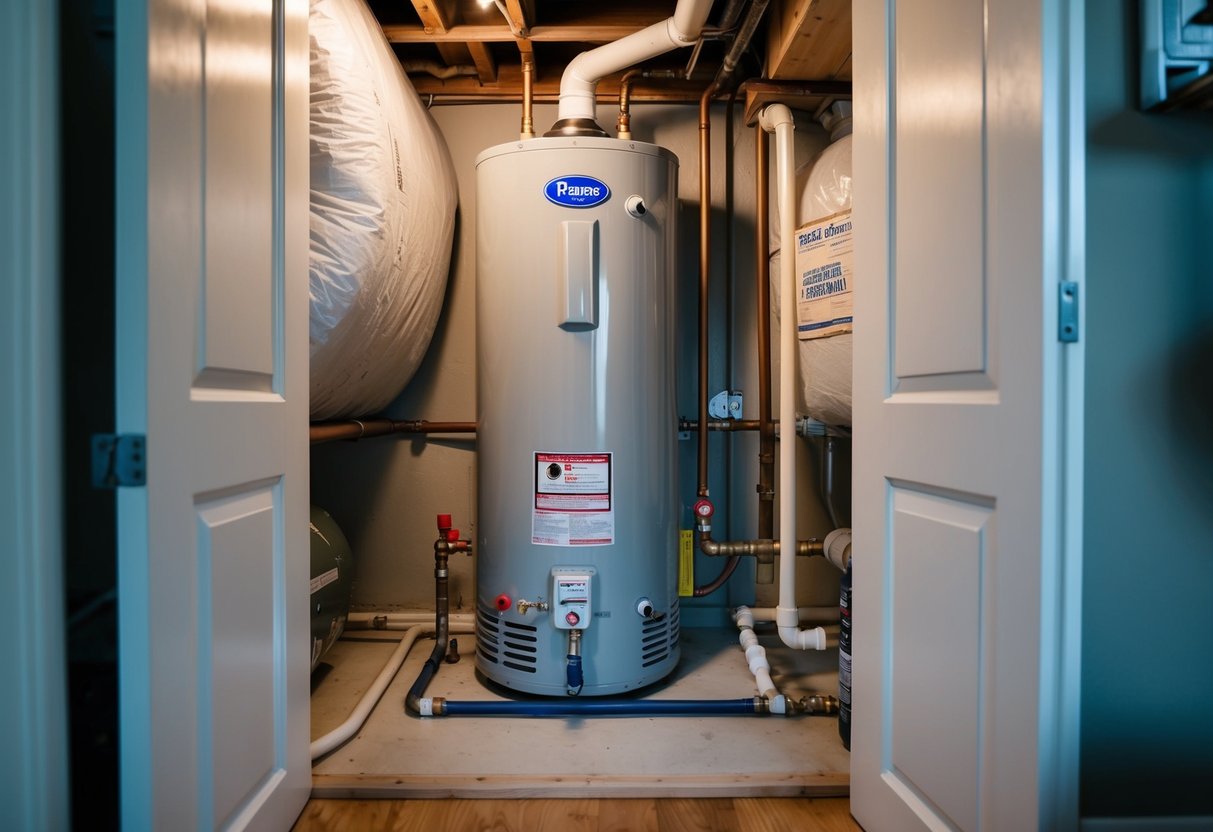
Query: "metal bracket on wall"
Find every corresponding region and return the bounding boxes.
[91,433,147,488]
[708,389,744,420]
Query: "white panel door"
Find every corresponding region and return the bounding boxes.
[115,0,311,828]
[851,0,1084,829]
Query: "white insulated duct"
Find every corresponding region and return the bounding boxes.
[308,0,458,419]
[761,103,827,652]
[554,0,715,125]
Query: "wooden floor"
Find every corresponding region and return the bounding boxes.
[293,797,863,831]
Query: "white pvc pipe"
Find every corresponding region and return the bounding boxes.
[760,103,827,652]
[732,607,778,699]
[310,620,475,760]
[742,605,841,624]
[556,0,714,123]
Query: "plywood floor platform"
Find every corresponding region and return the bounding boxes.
[310,625,850,799]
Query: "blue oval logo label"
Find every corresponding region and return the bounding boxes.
[544,175,611,208]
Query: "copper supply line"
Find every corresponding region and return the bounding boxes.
[692,79,732,597]
[696,0,773,502]
[692,0,774,597]
[310,419,476,445]
[520,56,535,139]
[702,537,824,558]
[680,419,760,432]
[696,78,719,502]
[616,68,680,139]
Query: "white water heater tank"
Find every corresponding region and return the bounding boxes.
[474,137,681,696]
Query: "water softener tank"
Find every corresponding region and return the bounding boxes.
[475,137,680,696]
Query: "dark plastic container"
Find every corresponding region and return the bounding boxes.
[839,559,852,749]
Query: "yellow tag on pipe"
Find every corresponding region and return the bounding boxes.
[678,529,694,597]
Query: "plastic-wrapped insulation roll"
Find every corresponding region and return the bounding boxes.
[308,0,458,420]
[770,103,853,427]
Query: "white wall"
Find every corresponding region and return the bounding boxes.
[1081,0,1213,818]
[311,98,841,617]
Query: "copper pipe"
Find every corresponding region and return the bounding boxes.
[756,125,775,542]
[679,419,760,432]
[616,69,642,138]
[696,80,719,499]
[692,528,738,598]
[692,560,738,596]
[310,419,477,445]
[616,69,680,141]
[520,56,535,139]
[700,537,824,558]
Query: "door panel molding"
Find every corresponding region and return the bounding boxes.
[116,0,310,827]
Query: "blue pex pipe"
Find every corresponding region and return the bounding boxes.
[439,698,759,717]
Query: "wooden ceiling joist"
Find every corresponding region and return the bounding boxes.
[409,0,453,34]
[501,0,533,37]
[467,42,499,83]
[383,19,664,45]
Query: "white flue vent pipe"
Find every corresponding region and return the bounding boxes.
[551,0,714,130]
[761,103,828,652]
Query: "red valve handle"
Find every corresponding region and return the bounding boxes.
[446,529,460,542]
[494,594,512,612]
[693,498,715,519]
[437,514,453,533]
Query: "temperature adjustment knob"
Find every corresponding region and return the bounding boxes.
[565,611,581,626]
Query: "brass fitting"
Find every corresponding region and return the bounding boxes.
[516,599,549,615]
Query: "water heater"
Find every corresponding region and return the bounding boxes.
[475,137,680,696]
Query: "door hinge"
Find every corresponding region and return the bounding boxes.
[91,433,147,488]
[1058,281,1080,343]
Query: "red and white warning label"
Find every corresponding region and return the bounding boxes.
[532,452,614,546]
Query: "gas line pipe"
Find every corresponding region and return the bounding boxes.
[403,515,838,719]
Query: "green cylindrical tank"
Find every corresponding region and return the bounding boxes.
[310,505,353,671]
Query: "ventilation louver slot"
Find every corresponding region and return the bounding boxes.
[641,613,670,668]
[476,605,501,664]
[501,617,539,672]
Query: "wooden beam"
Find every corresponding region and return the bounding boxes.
[408,63,708,102]
[467,42,498,84]
[765,0,853,81]
[501,0,533,36]
[436,41,474,66]
[409,0,453,34]
[742,80,852,125]
[383,19,663,44]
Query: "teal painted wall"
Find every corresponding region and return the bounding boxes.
[1082,0,1213,817]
